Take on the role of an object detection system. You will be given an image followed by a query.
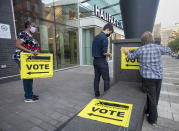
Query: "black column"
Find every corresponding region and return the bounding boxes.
[120,0,160,39]
[112,0,160,83]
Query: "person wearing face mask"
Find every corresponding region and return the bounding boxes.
[92,23,114,97]
[14,21,40,102]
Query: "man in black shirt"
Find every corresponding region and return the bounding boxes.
[92,23,114,97]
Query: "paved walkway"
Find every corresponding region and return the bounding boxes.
[0,62,113,131]
[0,67,93,131]
[0,56,179,131]
[142,56,179,131]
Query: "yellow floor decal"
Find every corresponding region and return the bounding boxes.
[121,47,139,70]
[20,53,53,79]
[78,99,133,127]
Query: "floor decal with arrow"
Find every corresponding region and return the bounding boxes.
[78,99,133,127]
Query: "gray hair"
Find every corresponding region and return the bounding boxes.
[141,31,154,45]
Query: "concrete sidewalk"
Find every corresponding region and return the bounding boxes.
[142,56,179,131]
[0,56,179,131]
[0,62,113,131]
[0,67,93,131]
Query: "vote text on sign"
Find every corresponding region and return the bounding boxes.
[121,47,139,70]
[78,99,133,127]
[20,53,53,79]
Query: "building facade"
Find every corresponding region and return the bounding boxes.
[0,0,124,82]
[153,23,161,44]
[161,24,179,46]
[161,28,173,46]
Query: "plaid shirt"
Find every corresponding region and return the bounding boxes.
[127,44,171,79]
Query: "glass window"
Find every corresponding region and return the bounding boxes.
[13,0,80,26]
[13,0,54,21]
[54,1,78,27]
[39,0,54,21]
[82,28,94,65]
[95,28,102,35]
[13,0,80,69]
[38,21,57,69]
[79,3,93,18]
[34,3,39,13]
[13,0,21,8]
[56,24,79,68]
[26,0,31,11]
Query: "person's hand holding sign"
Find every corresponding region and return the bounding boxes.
[122,47,130,55]
[31,51,38,56]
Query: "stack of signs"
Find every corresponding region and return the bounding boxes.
[20,53,53,79]
[78,99,133,128]
[121,47,139,70]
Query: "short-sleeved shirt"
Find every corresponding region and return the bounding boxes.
[14,31,40,60]
[92,32,108,58]
[127,43,171,79]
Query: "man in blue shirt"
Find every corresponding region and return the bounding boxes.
[92,23,114,97]
[123,31,171,125]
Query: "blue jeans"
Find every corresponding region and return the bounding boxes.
[15,59,33,99]
[93,58,110,95]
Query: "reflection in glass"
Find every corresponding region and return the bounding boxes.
[54,1,78,27]
[13,0,79,69]
[56,25,79,68]
[79,3,93,18]
[82,28,94,65]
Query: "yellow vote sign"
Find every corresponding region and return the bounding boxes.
[20,53,53,79]
[121,47,139,70]
[78,99,133,127]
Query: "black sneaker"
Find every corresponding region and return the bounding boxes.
[32,96,39,100]
[33,95,39,98]
[147,117,157,125]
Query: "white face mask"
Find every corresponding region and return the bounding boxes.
[30,26,36,33]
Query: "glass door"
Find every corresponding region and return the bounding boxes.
[82,28,94,65]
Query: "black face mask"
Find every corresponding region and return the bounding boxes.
[106,33,111,37]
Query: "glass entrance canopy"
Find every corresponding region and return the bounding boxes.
[80,0,121,21]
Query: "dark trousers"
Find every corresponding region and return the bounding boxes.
[15,59,33,99]
[93,58,110,95]
[142,78,162,124]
